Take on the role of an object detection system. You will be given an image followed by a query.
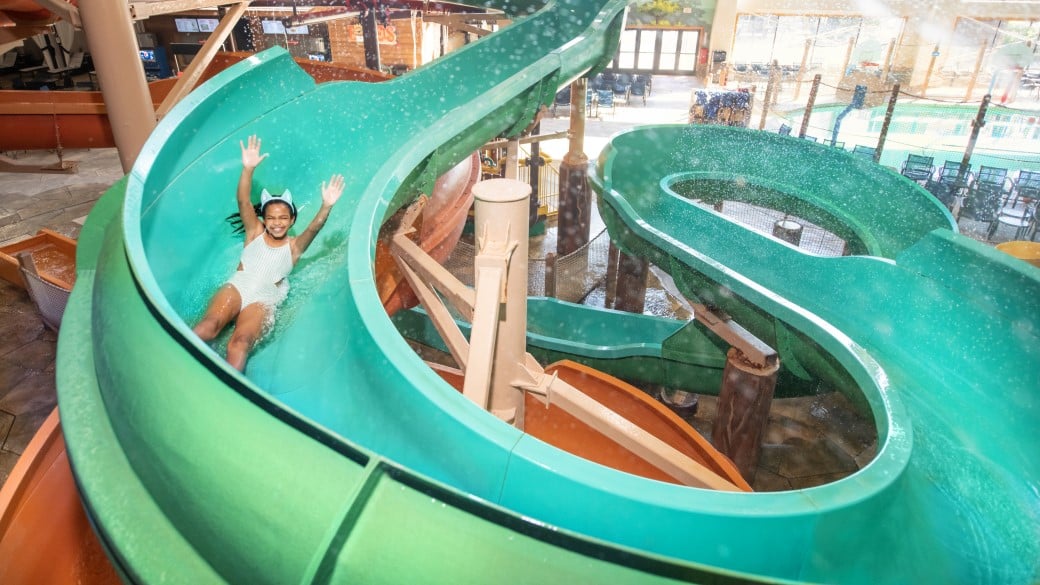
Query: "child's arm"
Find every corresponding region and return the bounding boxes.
[237,135,269,238]
[292,174,345,261]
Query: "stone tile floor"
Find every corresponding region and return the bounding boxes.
[0,147,118,488]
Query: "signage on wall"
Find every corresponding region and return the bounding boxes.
[262,20,285,34]
[197,18,219,32]
[262,20,310,35]
[351,23,398,45]
[174,18,200,32]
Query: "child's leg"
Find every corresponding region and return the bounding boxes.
[226,303,269,371]
[194,284,242,341]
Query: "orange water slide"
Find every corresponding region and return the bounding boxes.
[0,409,120,584]
[0,52,391,151]
[429,360,751,490]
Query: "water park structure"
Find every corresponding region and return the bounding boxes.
[0,0,1038,584]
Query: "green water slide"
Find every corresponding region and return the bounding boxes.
[55,0,1039,583]
[590,124,1040,584]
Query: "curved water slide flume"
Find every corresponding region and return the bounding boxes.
[55,1,1040,585]
[56,1,790,583]
[590,125,1040,584]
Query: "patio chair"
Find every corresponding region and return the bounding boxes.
[777,123,792,136]
[634,74,652,97]
[960,182,1004,236]
[1012,169,1040,206]
[612,73,632,105]
[992,198,1038,241]
[973,165,1011,197]
[630,75,649,105]
[900,154,934,183]
[992,170,1040,240]
[925,161,972,210]
[595,88,615,116]
[851,144,876,159]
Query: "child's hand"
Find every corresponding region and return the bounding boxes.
[321,174,345,207]
[240,135,269,169]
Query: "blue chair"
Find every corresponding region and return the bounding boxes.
[851,144,876,159]
[630,76,649,105]
[925,162,972,210]
[595,88,615,115]
[612,73,632,104]
[900,154,934,184]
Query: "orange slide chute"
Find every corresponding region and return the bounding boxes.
[429,360,751,490]
[0,409,120,585]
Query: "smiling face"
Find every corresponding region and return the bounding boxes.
[261,201,296,239]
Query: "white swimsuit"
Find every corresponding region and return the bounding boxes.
[227,235,294,309]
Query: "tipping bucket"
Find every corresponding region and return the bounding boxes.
[995,240,1040,268]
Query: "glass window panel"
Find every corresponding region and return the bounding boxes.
[659,53,676,70]
[732,15,778,65]
[677,53,696,71]
[637,50,655,69]
[660,30,679,54]
[680,30,699,54]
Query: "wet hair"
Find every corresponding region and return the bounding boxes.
[261,198,298,219]
[225,200,297,234]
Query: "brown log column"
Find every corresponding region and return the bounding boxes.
[711,348,780,483]
[558,78,590,256]
[612,250,648,314]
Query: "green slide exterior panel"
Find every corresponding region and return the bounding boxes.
[590,123,1040,584]
[55,0,1038,584]
[393,297,731,393]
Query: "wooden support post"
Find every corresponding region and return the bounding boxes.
[544,252,556,298]
[604,242,620,308]
[711,349,780,483]
[362,8,381,72]
[78,0,155,172]
[965,44,987,102]
[613,250,648,314]
[793,38,812,102]
[757,61,779,130]
[798,74,821,138]
[874,83,900,164]
[880,39,895,83]
[960,95,990,176]
[558,78,591,256]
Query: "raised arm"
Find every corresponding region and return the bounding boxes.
[237,135,269,238]
[292,174,345,262]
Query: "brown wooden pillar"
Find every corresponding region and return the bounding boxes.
[711,349,780,482]
[604,241,620,308]
[612,250,648,314]
[362,8,381,72]
[79,0,155,172]
[558,78,590,256]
